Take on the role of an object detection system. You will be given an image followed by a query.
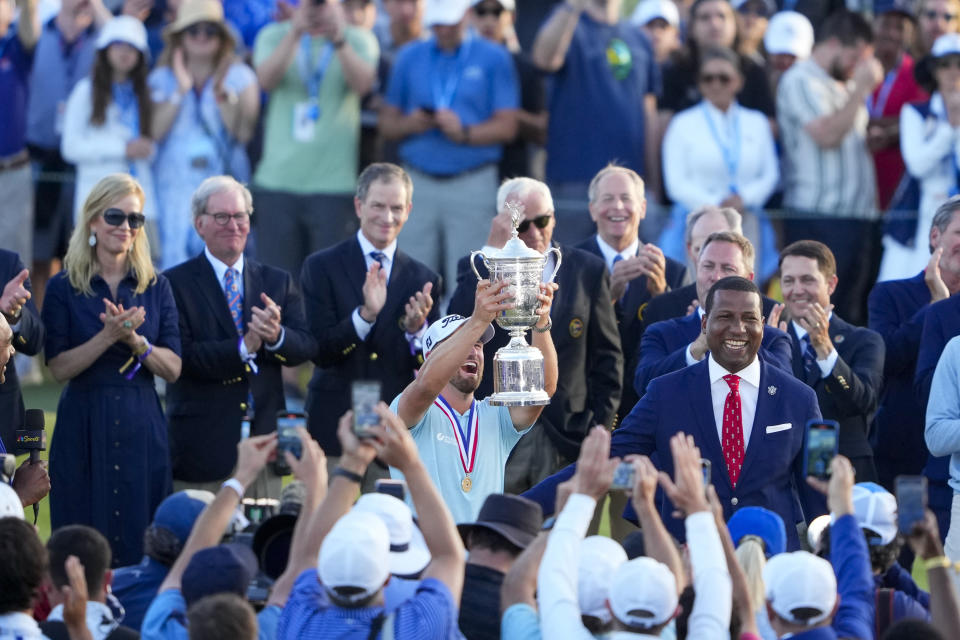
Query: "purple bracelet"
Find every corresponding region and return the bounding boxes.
[123,343,153,380]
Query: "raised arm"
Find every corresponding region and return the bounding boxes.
[630,454,687,592]
[531,0,585,72]
[509,282,559,429]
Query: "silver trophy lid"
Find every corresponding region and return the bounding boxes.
[486,201,545,260]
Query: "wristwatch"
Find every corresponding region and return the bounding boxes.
[533,318,553,333]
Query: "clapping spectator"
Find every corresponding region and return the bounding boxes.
[150,0,260,270]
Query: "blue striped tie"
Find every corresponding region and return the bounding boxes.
[612,254,627,300]
[802,334,820,386]
[224,268,243,336]
[370,251,387,266]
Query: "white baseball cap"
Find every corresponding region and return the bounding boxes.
[608,557,679,629]
[631,0,680,27]
[933,33,960,58]
[471,0,516,10]
[852,482,898,545]
[764,551,838,626]
[97,16,150,58]
[579,536,628,623]
[806,514,831,553]
[425,0,471,26]
[0,483,24,520]
[763,11,814,58]
[422,314,495,357]
[353,493,431,577]
[318,511,391,603]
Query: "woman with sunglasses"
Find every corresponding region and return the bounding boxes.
[41,173,182,567]
[149,0,259,270]
[879,34,960,281]
[61,17,158,241]
[662,47,780,283]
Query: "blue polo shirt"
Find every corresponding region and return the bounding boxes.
[111,556,170,630]
[25,18,97,150]
[384,34,518,176]
[543,10,661,183]
[0,27,33,157]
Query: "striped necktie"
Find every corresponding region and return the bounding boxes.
[612,254,627,300]
[801,334,820,386]
[224,267,243,335]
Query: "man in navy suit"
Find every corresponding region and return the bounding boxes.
[779,240,884,483]
[300,163,441,488]
[448,177,622,493]
[165,176,316,498]
[524,276,824,548]
[634,231,793,397]
[869,196,960,491]
[573,165,686,419]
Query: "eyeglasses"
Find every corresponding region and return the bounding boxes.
[184,22,221,39]
[700,72,733,85]
[203,211,252,226]
[517,215,552,233]
[102,208,146,229]
[474,4,505,17]
[936,56,960,69]
[924,10,957,21]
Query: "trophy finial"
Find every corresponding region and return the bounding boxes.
[505,200,525,237]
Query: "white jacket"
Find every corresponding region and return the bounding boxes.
[0,612,48,640]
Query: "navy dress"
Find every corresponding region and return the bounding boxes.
[43,271,181,566]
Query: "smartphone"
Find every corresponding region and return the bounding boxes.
[352,380,382,438]
[610,461,636,491]
[375,479,407,502]
[895,475,928,535]
[273,412,307,476]
[803,419,840,479]
[700,458,712,487]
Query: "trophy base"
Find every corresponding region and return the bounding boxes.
[487,389,551,407]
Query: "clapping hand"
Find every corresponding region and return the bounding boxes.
[99,299,145,347]
[926,248,950,302]
[404,282,434,333]
[796,302,834,358]
[360,261,388,323]
[250,293,283,345]
[766,302,788,331]
[0,269,31,320]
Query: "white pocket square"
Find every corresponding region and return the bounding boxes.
[765,423,792,434]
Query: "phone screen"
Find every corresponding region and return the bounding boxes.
[895,475,928,535]
[274,412,306,476]
[700,458,712,487]
[352,380,381,438]
[610,461,635,491]
[805,420,839,478]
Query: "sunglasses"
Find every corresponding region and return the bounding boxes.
[517,215,552,233]
[103,208,146,229]
[700,72,733,85]
[474,4,505,17]
[203,211,252,226]
[184,22,220,39]
[924,10,957,20]
[936,56,960,69]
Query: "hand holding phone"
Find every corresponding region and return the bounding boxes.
[610,461,636,491]
[274,412,307,476]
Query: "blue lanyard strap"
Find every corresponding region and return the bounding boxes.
[867,67,898,118]
[700,101,741,193]
[430,35,472,110]
[297,35,335,100]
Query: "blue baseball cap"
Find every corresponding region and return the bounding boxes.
[181,543,258,606]
[727,506,787,557]
[874,0,916,17]
[152,490,215,544]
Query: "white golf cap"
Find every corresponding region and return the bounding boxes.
[318,511,391,604]
[806,514,831,553]
[933,33,960,58]
[422,314,495,357]
[608,557,679,629]
[96,15,150,58]
[763,11,814,58]
[425,0,471,26]
[471,0,516,10]
[0,483,24,520]
[852,482,898,545]
[631,0,680,27]
[579,536,628,623]
[764,551,837,626]
[353,493,431,577]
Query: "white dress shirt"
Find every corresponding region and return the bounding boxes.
[351,230,399,340]
[791,317,838,378]
[708,353,760,444]
[595,235,640,274]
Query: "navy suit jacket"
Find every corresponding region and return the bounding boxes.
[524,358,824,548]
[0,249,44,450]
[574,234,686,418]
[633,311,793,397]
[300,238,441,454]
[448,243,623,461]
[867,272,931,477]
[639,282,780,331]
[165,254,316,481]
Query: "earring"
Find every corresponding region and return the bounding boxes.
[88,231,97,247]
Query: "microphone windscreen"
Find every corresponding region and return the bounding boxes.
[24,409,44,429]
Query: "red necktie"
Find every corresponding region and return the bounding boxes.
[722,374,746,487]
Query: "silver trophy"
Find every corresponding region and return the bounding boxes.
[470,202,561,406]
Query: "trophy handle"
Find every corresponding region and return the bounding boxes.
[545,247,562,283]
[469,250,488,281]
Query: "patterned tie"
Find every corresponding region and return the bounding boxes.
[801,334,820,386]
[722,374,746,487]
[370,251,387,267]
[224,267,243,336]
[612,254,627,300]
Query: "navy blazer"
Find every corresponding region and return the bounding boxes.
[165,254,316,482]
[867,272,931,480]
[786,316,884,475]
[640,281,781,331]
[574,234,687,418]
[300,238,441,455]
[524,358,824,548]
[448,243,623,461]
[0,249,44,449]
[633,311,793,397]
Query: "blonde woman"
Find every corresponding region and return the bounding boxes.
[42,173,181,567]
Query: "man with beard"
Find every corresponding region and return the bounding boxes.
[389,279,558,523]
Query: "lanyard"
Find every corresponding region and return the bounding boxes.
[112,81,140,135]
[435,395,479,475]
[701,101,741,194]
[297,35,335,100]
[430,35,472,110]
[867,68,898,118]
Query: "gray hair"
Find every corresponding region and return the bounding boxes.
[930,196,960,251]
[587,164,645,204]
[684,206,743,247]
[191,176,253,221]
[496,177,554,214]
[356,162,414,206]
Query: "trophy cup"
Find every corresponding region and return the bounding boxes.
[470,202,561,406]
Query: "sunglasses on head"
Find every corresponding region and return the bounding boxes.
[475,4,505,17]
[517,215,551,233]
[184,22,220,39]
[700,72,733,85]
[102,208,146,229]
[937,55,960,69]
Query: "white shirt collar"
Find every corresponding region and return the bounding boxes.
[791,311,833,341]
[204,245,244,283]
[357,229,398,264]
[707,352,760,389]
[702,98,739,122]
[595,235,640,273]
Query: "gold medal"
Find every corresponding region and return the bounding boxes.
[461,476,472,493]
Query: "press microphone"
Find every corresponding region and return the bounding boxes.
[16,409,47,523]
